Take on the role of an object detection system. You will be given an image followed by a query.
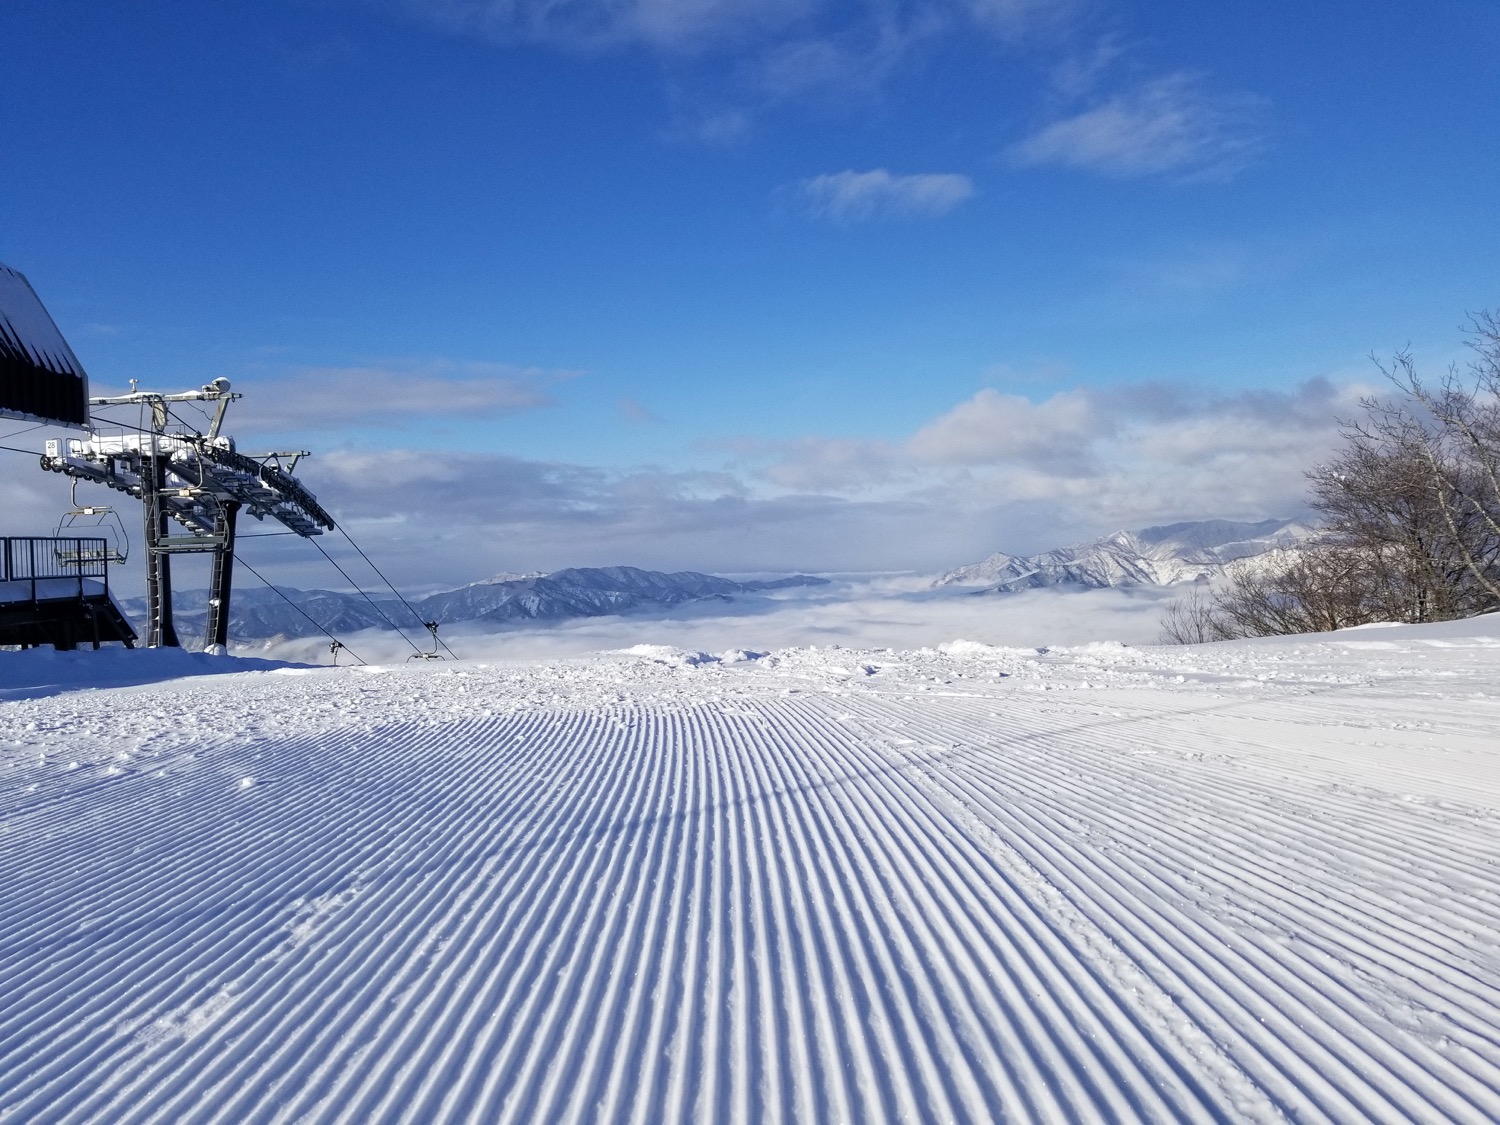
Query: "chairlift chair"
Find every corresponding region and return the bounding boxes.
[408,620,445,660]
[53,482,129,566]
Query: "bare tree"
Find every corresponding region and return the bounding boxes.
[1160,546,1387,643]
[1361,309,1500,607]
[1159,585,1232,644]
[1305,423,1487,622]
[1161,309,1500,644]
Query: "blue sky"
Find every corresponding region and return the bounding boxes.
[4,0,1499,585]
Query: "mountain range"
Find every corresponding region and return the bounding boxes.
[125,566,829,644]
[936,518,1313,592]
[126,519,1312,645]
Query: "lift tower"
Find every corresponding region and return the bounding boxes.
[42,380,334,650]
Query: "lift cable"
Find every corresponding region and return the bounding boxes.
[335,524,460,659]
[304,535,428,657]
[83,407,142,430]
[233,552,368,666]
[0,421,46,442]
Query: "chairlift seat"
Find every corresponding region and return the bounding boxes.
[53,543,125,566]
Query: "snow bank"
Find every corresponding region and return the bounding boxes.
[0,646,305,701]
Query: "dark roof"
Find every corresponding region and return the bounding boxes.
[0,262,90,427]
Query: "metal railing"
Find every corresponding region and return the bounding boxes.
[1,537,111,603]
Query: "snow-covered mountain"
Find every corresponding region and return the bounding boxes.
[416,566,823,627]
[937,518,1314,592]
[128,566,829,643]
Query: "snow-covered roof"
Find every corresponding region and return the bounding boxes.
[0,262,90,427]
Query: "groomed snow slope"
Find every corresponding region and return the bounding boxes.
[2,623,1500,1123]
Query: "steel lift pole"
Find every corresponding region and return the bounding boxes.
[142,398,180,647]
[204,500,239,652]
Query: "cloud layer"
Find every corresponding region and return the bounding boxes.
[733,376,1360,554]
[210,374,1364,596]
[84,362,574,437]
[254,579,1178,664]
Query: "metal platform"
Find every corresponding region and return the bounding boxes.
[0,537,137,650]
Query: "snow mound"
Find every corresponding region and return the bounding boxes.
[935,638,1027,657]
[717,648,769,663]
[613,643,719,667]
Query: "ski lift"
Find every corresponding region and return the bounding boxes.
[408,620,445,660]
[54,481,129,565]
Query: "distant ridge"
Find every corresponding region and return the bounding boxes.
[936,518,1313,592]
[124,566,829,643]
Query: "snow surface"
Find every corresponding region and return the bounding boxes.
[3,618,1500,1121]
[0,577,107,604]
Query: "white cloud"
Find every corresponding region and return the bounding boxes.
[906,387,1103,466]
[200,361,574,435]
[744,378,1364,551]
[756,435,901,490]
[412,0,816,54]
[962,0,1077,40]
[411,0,1067,55]
[403,1,1255,169]
[794,169,976,223]
[664,105,755,144]
[262,447,963,587]
[1046,35,1126,99]
[406,0,1078,114]
[1008,73,1266,179]
[747,9,942,101]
